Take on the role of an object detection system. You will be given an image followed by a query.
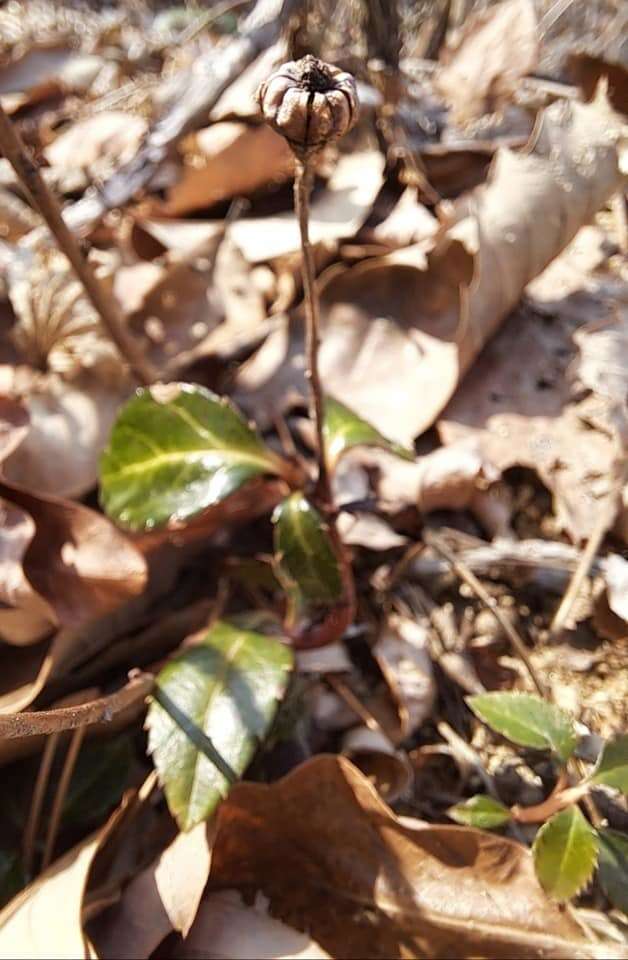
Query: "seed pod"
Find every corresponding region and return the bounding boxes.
[256,55,358,157]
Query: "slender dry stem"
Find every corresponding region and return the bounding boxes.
[0,104,156,385]
[294,159,331,506]
[42,726,86,870]
[23,733,59,877]
[424,530,546,698]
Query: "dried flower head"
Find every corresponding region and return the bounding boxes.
[256,55,358,157]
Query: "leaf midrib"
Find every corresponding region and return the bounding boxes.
[186,634,246,827]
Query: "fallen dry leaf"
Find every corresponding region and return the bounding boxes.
[0,44,102,112]
[236,93,625,445]
[0,496,56,645]
[230,150,385,263]
[174,889,331,960]
[158,122,294,217]
[436,0,538,123]
[91,821,214,960]
[0,788,133,960]
[209,755,606,959]
[44,111,148,182]
[341,726,413,803]
[0,479,147,628]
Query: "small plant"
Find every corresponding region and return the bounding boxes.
[448,691,628,911]
[98,57,412,831]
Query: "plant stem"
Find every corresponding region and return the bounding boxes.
[294,159,331,506]
[0,103,156,386]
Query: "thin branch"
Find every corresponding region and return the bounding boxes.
[294,160,331,506]
[23,733,59,878]
[42,726,86,870]
[424,530,546,698]
[550,493,619,638]
[0,104,156,385]
[0,675,153,739]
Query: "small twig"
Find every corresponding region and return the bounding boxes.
[325,673,387,738]
[0,104,156,385]
[424,530,546,698]
[23,733,59,878]
[0,675,153,739]
[41,726,86,870]
[294,160,331,506]
[550,495,618,638]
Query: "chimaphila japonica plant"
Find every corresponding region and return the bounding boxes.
[98,57,628,916]
[99,57,412,832]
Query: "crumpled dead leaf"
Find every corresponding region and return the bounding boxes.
[230,150,385,263]
[175,889,331,960]
[0,44,103,113]
[208,755,608,959]
[43,111,148,184]
[90,821,214,960]
[236,93,625,446]
[436,0,538,123]
[0,496,55,645]
[0,478,147,629]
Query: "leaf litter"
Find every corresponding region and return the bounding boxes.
[0,1,626,957]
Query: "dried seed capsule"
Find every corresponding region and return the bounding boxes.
[256,55,358,157]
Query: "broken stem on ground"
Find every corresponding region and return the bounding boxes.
[294,159,332,506]
[424,530,547,698]
[0,103,156,386]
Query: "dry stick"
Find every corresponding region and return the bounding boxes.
[42,726,86,870]
[0,104,156,386]
[294,160,331,506]
[22,733,59,878]
[0,674,154,739]
[424,530,546,698]
[550,493,619,638]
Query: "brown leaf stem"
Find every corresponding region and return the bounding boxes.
[42,725,86,870]
[0,103,156,385]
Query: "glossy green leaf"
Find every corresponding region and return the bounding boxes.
[532,805,599,902]
[147,620,293,830]
[273,493,343,618]
[100,383,285,532]
[598,829,628,916]
[323,396,415,468]
[467,692,578,762]
[590,734,628,794]
[448,795,512,829]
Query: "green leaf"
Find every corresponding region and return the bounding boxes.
[532,806,599,902]
[448,795,512,829]
[598,829,628,916]
[467,692,578,762]
[273,493,343,618]
[100,383,285,532]
[323,396,414,468]
[63,735,133,827]
[591,734,628,793]
[0,851,24,908]
[147,620,293,830]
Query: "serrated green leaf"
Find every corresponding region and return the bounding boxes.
[273,493,343,617]
[323,396,415,468]
[448,795,512,829]
[598,829,628,916]
[532,805,599,902]
[100,383,285,532]
[147,620,292,830]
[591,734,628,794]
[467,692,578,762]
